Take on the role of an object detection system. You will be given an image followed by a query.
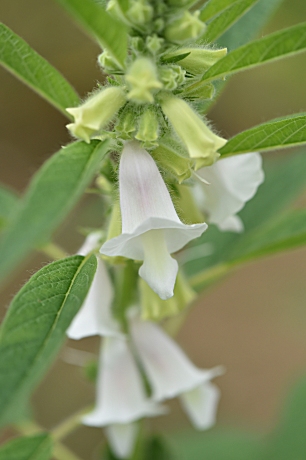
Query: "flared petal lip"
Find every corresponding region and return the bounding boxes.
[153,365,225,401]
[100,217,207,259]
[82,402,168,427]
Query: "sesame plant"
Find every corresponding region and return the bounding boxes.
[0,0,306,459]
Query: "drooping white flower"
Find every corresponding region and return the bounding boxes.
[100,140,207,300]
[195,152,264,232]
[67,233,121,339]
[129,312,222,430]
[105,422,138,459]
[83,337,166,427]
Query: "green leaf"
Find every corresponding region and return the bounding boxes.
[202,22,306,83]
[200,0,238,22]
[226,208,306,264]
[0,23,79,117]
[56,0,128,68]
[0,254,97,426]
[219,113,306,156]
[0,140,109,283]
[201,0,259,43]
[217,0,285,50]
[0,434,52,460]
[0,186,18,230]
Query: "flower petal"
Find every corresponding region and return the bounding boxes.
[119,140,180,233]
[83,337,165,426]
[130,315,217,401]
[67,258,121,339]
[196,153,264,228]
[180,382,220,430]
[106,422,138,459]
[139,230,178,300]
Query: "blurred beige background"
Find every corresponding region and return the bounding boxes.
[0,0,306,458]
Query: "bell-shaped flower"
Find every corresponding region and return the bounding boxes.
[129,313,222,429]
[160,95,227,169]
[66,87,126,143]
[105,422,139,459]
[83,336,165,427]
[195,153,264,232]
[67,233,122,339]
[100,140,207,300]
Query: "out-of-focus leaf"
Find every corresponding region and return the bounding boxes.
[0,434,52,460]
[0,140,109,283]
[0,254,97,426]
[219,114,306,156]
[56,0,128,68]
[0,186,18,230]
[201,0,259,43]
[0,23,79,117]
[202,22,306,83]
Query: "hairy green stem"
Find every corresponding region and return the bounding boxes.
[52,406,91,441]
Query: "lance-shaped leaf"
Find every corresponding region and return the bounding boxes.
[201,0,259,43]
[200,0,239,22]
[0,186,18,230]
[0,254,97,426]
[0,140,109,283]
[0,23,79,117]
[202,22,306,83]
[56,0,128,69]
[219,113,306,156]
[0,434,52,460]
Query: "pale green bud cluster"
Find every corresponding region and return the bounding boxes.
[66,0,228,184]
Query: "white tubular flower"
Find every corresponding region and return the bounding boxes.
[129,314,222,429]
[67,233,121,339]
[195,153,264,232]
[105,422,138,459]
[83,337,165,427]
[100,140,207,300]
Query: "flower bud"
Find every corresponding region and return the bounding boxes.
[66,87,126,143]
[159,65,185,90]
[160,94,226,169]
[126,0,153,26]
[164,11,206,44]
[115,105,137,140]
[151,138,192,183]
[146,35,164,55]
[126,58,163,104]
[139,271,196,320]
[165,47,227,75]
[135,106,159,148]
[98,49,122,73]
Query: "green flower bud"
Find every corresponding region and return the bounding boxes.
[126,0,153,26]
[146,34,164,55]
[159,65,186,90]
[177,184,205,224]
[98,49,122,72]
[126,58,163,104]
[107,0,130,25]
[140,271,196,321]
[180,81,215,100]
[165,47,227,75]
[66,87,126,143]
[115,105,137,139]
[151,138,192,183]
[135,106,159,148]
[164,11,206,44]
[160,94,227,169]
